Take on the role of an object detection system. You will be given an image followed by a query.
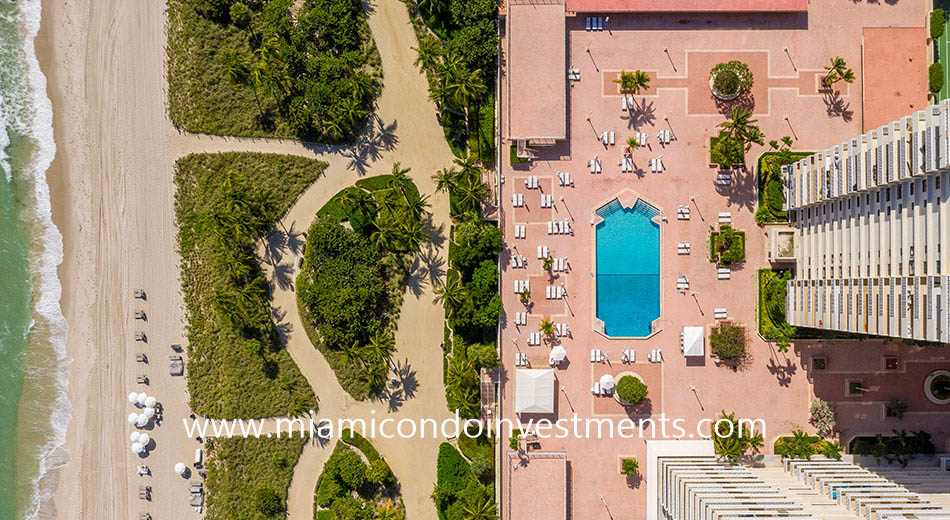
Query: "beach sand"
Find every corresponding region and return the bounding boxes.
[38,1,200,518]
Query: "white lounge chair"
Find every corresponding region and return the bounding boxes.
[714,308,727,320]
[621,96,628,111]
[718,267,731,280]
[609,131,615,146]
[718,212,731,224]
[595,158,602,173]
[585,16,591,30]
[547,221,554,235]
[591,382,600,395]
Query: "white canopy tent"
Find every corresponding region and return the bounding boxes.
[682,326,705,357]
[515,369,555,414]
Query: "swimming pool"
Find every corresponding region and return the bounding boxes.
[595,199,660,337]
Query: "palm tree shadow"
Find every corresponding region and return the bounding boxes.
[285,223,305,256]
[625,98,657,129]
[823,91,853,122]
[418,243,446,287]
[271,307,294,342]
[396,359,419,399]
[422,215,447,249]
[377,117,399,152]
[263,229,288,266]
[714,92,755,116]
[360,0,377,15]
[406,256,430,298]
[272,262,296,291]
[767,352,798,387]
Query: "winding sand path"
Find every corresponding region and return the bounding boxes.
[171,0,457,517]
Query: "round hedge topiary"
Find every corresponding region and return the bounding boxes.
[710,61,753,100]
[615,375,648,405]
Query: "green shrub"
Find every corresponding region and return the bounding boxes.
[765,179,784,212]
[436,443,471,495]
[932,9,945,41]
[229,3,251,27]
[711,133,744,169]
[930,63,945,94]
[710,61,753,98]
[510,144,528,164]
[470,455,493,483]
[368,459,395,487]
[175,153,320,418]
[713,411,764,462]
[710,226,746,265]
[621,458,639,475]
[616,375,648,404]
[774,430,819,459]
[809,399,837,437]
[254,488,285,516]
[710,323,747,361]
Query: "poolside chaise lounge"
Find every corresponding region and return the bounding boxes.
[718,212,731,224]
[621,349,635,363]
[514,224,526,239]
[591,381,600,395]
[556,323,570,337]
[609,131,615,146]
[714,308,727,320]
[718,267,730,280]
[537,245,549,258]
[540,193,553,208]
[677,205,690,220]
[677,241,691,255]
[557,171,573,186]
[621,96,627,111]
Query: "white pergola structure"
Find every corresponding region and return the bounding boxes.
[514,368,555,414]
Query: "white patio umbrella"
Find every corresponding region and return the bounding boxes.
[128,392,139,404]
[131,442,144,454]
[174,462,187,476]
[127,413,139,424]
[135,414,148,428]
[136,392,148,406]
[599,374,616,392]
[549,346,567,362]
[144,396,157,408]
[138,433,150,446]
[143,407,155,419]
[130,431,141,443]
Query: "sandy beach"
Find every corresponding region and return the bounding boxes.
[38,0,200,518]
[36,0,457,517]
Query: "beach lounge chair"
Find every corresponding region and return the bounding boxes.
[601,131,608,146]
[718,267,731,280]
[585,16,591,30]
[714,308,727,319]
[548,221,554,235]
[596,16,603,30]
[134,331,147,342]
[134,310,146,320]
[542,246,549,258]
[591,382,600,395]
[655,348,663,362]
[545,286,552,299]
[718,212,731,224]
[676,204,690,220]
[169,356,184,376]
[655,156,663,172]
[677,241,690,255]
[135,353,147,363]
[563,220,572,234]
[609,131,615,146]
[595,158,602,173]
[590,349,597,362]
[621,96,627,111]
[136,375,149,385]
[589,159,596,173]
[133,288,146,299]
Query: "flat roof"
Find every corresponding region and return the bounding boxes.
[862,27,928,132]
[506,452,568,519]
[565,0,806,12]
[506,1,567,141]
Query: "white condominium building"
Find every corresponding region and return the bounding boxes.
[783,100,950,341]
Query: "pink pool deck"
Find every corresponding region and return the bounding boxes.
[565,0,806,13]
[497,1,938,518]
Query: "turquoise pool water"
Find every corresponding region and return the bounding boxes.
[595,199,660,337]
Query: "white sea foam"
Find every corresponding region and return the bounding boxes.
[3,0,73,518]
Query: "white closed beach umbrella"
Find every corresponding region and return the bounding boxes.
[135,414,148,427]
[549,346,567,362]
[136,392,147,406]
[174,462,186,475]
[138,433,150,446]
[599,374,616,392]
[144,396,157,408]
[143,407,155,419]
[127,413,139,424]
[128,392,138,404]
[130,431,141,442]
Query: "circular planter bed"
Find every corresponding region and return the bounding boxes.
[709,61,753,101]
[924,369,950,405]
[614,372,648,406]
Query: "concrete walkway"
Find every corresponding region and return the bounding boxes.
[170,0,457,517]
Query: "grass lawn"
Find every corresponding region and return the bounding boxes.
[175,152,321,418]
[757,268,868,340]
[205,436,307,520]
[457,430,494,466]
[317,174,423,223]
[937,3,950,101]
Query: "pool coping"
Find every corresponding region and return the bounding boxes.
[589,189,664,341]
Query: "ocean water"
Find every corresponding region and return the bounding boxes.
[0,1,70,518]
[595,199,661,337]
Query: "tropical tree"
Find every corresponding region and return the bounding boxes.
[375,499,405,520]
[821,440,843,460]
[625,136,640,157]
[541,256,554,271]
[518,288,530,306]
[433,167,459,193]
[461,491,497,520]
[538,317,556,337]
[434,276,465,317]
[454,175,488,216]
[413,35,443,72]
[776,430,816,459]
[363,329,395,365]
[823,57,855,86]
[613,69,650,109]
[340,188,377,222]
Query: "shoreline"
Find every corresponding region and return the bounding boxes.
[33,0,78,517]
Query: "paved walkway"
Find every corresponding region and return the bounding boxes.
[171,0,457,517]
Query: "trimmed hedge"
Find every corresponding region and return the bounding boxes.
[930,63,945,94]
[932,9,946,41]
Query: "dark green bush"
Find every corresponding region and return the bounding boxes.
[710,61,753,98]
[930,63,944,94]
[931,9,945,41]
[710,323,748,361]
[436,443,471,495]
[765,179,784,212]
[616,375,648,404]
[621,458,639,475]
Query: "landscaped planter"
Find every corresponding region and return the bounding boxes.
[614,372,648,406]
[709,61,753,101]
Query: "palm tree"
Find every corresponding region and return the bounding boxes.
[341,188,377,222]
[347,72,376,103]
[538,317,556,337]
[413,35,443,72]
[433,276,465,316]
[222,51,250,84]
[518,288,530,306]
[364,363,389,391]
[364,329,395,365]
[541,256,554,271]
[454,175,488,216]
[625,136,640,157]
[432,167,459,193]
[714,435,744,464]
[324,117,345,141]
[338,96,366,128]
[613,69,650,108]
[397,217,429,253]
[821,440,843,460]
[718,106,763,156]
[375,499,404,520]
[461,492,497,520]
[823,56,855,86]
[371,222,400,252]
